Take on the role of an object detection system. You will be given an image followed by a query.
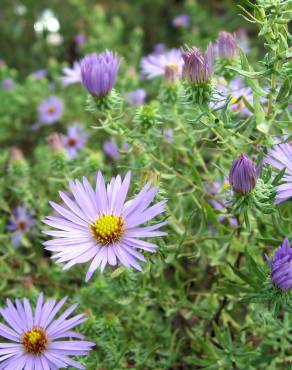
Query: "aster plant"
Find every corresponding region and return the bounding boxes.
[43,171,167,281]
[216,31,240,81]
[7,204,34,247]
[0,293,94,369]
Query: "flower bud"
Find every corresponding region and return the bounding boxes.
[217,32,239,59]
[11,147,24,162]
[47,133,64,153]
[229,154,257,194]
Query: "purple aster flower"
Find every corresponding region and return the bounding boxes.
[0,293,95,368]
[103,138,120,159]
[265,143,292,204]
[141,49,184,79]
[181,43,215,84]
[217,31,239,59]
[43,171,167,281]
[2,78,14,90]
[7,205,34,246]
[80,51,120,97]
[63,123,88,158]
[31,69,47,80]
[126,89,146,106]
[38,96,64,125]
[172,14,190,28]
[60,61,82,87]
[229,78,253,116]
[267,238,292,291]
[75,33,86,45]
[229,154,257,194]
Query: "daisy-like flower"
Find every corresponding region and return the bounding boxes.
[141,49,184,79]
[60,61,82,87]
[265,143,292,204]
[7,205,34,247]
[43,171,167,281]
[63,124,88,158]
[38,96,64,125]
[0,293,95,369]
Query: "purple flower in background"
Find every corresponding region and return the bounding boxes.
[141,49,184,79]
[267,238,292,291]
[103,138,120,159]
[127,89,146,106]
[63,123,88,158]
[265,143,292,204]
[43,171,167,281]
[181,43,215,83]
[229,78,253,115]
[153,43,166,55]
[217,31,239,59]
[2,78,14,90]
[38,96,64,125]
[229,154,257,194]
[75,33,86,45]
[207,180,238,227]
[235,28,249,53]
[31,69,47,80]
[80,51,120,97]
[162,128,173,143]
[172,14,190,28]
[60,61,82,87]
[7,205,34,246]
[0,293,94,368]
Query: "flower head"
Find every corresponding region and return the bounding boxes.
[268,238,292,291]
[0,293,94,368]
[80,51,120,97]
[217,31,239,59]
[141,49,184,79]
[7,205,34,246]
[229,154,257,194]
[181,43,214,84]
[2,78,14,90]
[64,123,88,158]
[60,61,82,87]
[38,96,64,125]
[43,171,167,281]
[126,89,146,106]
[172,14,190,28]
[265,143,292,204]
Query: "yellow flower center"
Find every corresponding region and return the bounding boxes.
[22,327,48,354]
[90,214,124,245]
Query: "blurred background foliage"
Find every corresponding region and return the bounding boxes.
[1,0,258,76]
